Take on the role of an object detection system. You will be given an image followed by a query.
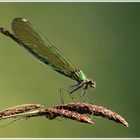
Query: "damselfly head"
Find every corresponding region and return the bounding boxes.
[89,79,96,88]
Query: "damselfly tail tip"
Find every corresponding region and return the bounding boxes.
[0,27,4,32]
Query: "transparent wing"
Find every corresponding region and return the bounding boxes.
[12,18,76,79]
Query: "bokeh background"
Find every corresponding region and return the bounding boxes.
[0,2,139,137]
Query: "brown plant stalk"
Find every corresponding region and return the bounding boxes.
[0,103,128,127]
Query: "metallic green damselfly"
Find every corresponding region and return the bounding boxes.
[0,18,96,103]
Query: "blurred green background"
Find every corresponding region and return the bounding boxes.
[0,2,139,137]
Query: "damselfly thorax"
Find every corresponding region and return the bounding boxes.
[72,68,96,88]
[59,68,96,103]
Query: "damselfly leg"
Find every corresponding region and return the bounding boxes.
[59,82,92,104]
[59,83,79,104]
[79,85,91,103]
[68,83,84,103]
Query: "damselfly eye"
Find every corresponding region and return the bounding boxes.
[90,80,96,88]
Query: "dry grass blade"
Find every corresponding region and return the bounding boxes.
[0,104,43,118]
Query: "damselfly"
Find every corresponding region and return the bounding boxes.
[0,18,96,103]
